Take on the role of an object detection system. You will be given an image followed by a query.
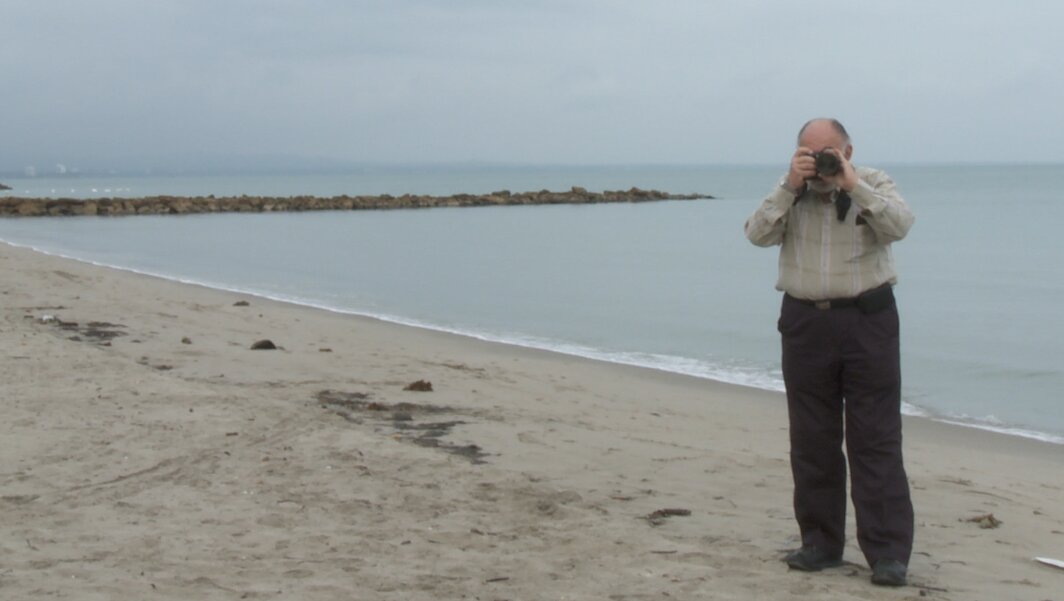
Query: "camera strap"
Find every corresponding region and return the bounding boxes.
[835,191,851,222]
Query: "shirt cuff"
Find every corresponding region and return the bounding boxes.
[848,179,886,214]
[778,178,800,196]
[765,182,798,216]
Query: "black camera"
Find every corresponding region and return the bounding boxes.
[813,151,841,177]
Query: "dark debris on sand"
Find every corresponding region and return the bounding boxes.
[643,508,692,526]
[316,390,486,463]
[35,314,127,346]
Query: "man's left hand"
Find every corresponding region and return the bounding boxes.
[821,148,858,192]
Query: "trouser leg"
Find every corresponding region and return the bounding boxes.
[779,297,847,556]
[841,304,914,566]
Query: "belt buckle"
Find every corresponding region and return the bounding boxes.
[814,300,831,310]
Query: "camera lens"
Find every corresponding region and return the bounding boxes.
[814,152,841,176]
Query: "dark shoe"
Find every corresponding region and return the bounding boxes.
[871,559,907,587]
[785,546,843,571]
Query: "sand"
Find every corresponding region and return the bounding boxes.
[1,241,1062,600]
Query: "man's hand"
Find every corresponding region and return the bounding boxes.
[787,146,817,190]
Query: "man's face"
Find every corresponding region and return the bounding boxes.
[799,122,853,192]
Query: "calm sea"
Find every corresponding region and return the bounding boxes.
[2,164,1062,444]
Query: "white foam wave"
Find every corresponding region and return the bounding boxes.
[3,237,1062,446]
[937,415,1064,445]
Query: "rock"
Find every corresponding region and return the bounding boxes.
[16,201,41,216]
[404,380,433,392]
[233,300,250,307]
[181,337,192,344]
[964,513,1003,529]
[250,339,277,350]
[0,188,715,218]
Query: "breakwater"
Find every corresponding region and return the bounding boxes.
[0,187,712,217]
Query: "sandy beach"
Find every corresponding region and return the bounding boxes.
[1,241,1062,600]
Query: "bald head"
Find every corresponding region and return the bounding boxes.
[798,118,851,147]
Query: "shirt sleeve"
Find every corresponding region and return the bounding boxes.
[849,169,914,243]
[744,179,795,247]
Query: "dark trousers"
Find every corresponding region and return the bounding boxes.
[778,293,914,566]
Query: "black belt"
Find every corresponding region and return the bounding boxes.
[785,284,894,312]
[786,294,857,310]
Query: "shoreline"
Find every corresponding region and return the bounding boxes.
[3,241,1064,599]
[3,237,1061,447]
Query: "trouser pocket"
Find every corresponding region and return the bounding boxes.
[855,285,895,314]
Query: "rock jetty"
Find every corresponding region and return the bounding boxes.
[0,187,712,217]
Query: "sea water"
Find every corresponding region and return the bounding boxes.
[1,164,1061,443]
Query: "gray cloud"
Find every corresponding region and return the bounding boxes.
[3,0,1063,172]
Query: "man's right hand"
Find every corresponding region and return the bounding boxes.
[787,146,817,190]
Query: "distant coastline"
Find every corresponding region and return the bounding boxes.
[0,187,713,217]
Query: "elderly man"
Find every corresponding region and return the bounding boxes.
[745,118,915,587]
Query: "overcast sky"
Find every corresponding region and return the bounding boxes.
[3,0,1063,170]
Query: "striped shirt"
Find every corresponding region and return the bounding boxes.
[744,166,914,300]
